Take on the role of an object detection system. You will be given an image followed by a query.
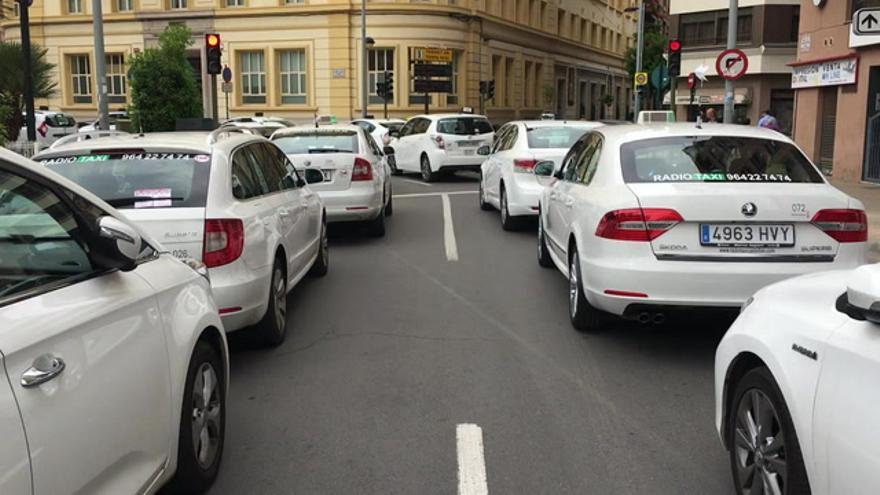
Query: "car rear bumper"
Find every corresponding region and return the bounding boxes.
[210,261,273,332]
[580,244,866,316]
[505,178,543,217]
[318,185,383,222]
[426,149,484,171]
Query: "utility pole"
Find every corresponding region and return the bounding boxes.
[19,0,36,143]
[723,0,738,123]
[361,0,368,118]
[633,1,645,120]
[93,0,108,130]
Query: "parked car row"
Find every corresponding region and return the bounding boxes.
[477,118,876,495]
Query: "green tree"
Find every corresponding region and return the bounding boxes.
[625,30,667,82]
[0,42,57,143]
[128,24,202,132]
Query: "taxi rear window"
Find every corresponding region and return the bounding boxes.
[38,152,211,209]
[620,136,824,184]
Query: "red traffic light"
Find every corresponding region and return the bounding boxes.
[206,34,220,47]
[669,39,681,52]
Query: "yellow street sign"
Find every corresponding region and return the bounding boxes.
[634,72,648,87]
[414,47,454,63]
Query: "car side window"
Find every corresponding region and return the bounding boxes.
[0,167,95,303]
[247,143,285,193]
[491,125,510,153]
[413,119,431,135]
[580,135,604,185]
[365,133,383,157]
[231,147,263,199]
[359,121,376,133]
[399,120,416,137]
[500,126,519,152]
[561,139,588,181]
[264,143,300,189]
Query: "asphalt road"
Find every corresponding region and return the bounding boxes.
[209,172,736,495]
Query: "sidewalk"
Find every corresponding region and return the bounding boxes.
[829,179,880,262]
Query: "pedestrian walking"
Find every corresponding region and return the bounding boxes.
[758,109,779,131]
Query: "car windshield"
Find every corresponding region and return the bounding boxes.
[436,117,493,135]
[44,114,76,127]
[620,136,825,184]
[273,132,359,154]
[38,152,211,208]
[526,126,591,149]
[382,122,404,133]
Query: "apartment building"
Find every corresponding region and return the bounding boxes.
[0,0,636,123]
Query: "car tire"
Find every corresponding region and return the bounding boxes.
[568,248,604,332]
[728,367,811,495]
[367,210,386,237]
[167,341,225,494]
[385,189,394,217]
[479,177,492,211]
[538,212,554,268]
[255,257,287,347]
[420,154,437,182]
[389,156,402,176]
[309,218,329,277]
[500,185,518,231]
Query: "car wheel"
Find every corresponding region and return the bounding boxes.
[255,258,287,347]
[568,248,604,331]
[728,367,810,495]
[538,212,554,268]
[420,154,437,182]
[385,189,394,217]
[500,185,518,231]
[167,341,225,493]
[366,210,386,237]
[309,218,329,277]
[479,177,492,211]
[389,156,401,176]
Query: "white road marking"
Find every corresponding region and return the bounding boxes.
[457,424,489,495]
[393,190,477,199]
[402,178,433,187]
[442,193,459,262]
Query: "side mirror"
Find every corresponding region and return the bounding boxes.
[303,168,324,184]
[477,145,491,156]
[383,145,395,156]
[534,161,555,177]
[553,167,565,180]
[837,264,880,323]
[96,216,141,271]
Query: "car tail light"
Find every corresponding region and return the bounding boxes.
[203,219,244,268]
[513,159,538,173]
[352,157,373,181]
[811,209,868,243]
[432,134,446,149]
[595,208,683,242]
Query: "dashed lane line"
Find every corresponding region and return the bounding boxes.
[442,193,460,262]
[457,424,489,495]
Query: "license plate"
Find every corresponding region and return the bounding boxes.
[321,170,333,181]
[463,149,475,156]
[457,141,477,148]
[700,224,795,247]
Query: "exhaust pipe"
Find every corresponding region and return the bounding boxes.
[638,312,652,324]
[652,313,667,325]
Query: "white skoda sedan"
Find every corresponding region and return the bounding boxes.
[271,125,392,236]
[0,147,228,494]
[715,262,880,495]
[35,130,329,346]
[537,123,867,331]
[479,120,602,230]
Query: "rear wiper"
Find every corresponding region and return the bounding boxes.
[105,196,184,206]
[308,149,351,154]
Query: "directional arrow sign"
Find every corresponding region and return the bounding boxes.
[855,8,880,35]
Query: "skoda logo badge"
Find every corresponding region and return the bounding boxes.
[741,202,758,217]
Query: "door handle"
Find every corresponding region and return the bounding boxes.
[278,208,290,217]
[21,354,65,388]
[564,198,574,208]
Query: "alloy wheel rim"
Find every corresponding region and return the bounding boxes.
[191,362,221,469]
[733,389,787,495]
[422,158,429,179]
[569,254,578,317]
[274,267,286,332]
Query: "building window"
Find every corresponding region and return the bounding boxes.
[279,50,307,104]
[285,0,304,3]
[69,55,92,104]
[505,57,515,107]
[240,51,266,104]
[534,62,543,108]
[170,0,186,9]
[718,15,752,43]
[447,52,461,106]
[117,0,133,11]
[67,0,83,13]
[13,1,20,16]
[226,0,244,6]
[368,48,394,104]
[106,54,126,104]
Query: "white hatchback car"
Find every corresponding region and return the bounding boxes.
[479,120,602,230]
[35,129,328,345]
[271,125,392,236]
[715,263,880,495]
[351,118,406,146]
[537,123,867,331]
[390,113,494,182]
[0,147,228,494]
[15,110,78,148]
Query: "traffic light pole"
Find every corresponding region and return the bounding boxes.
[92,0,108,131]
[19,0,36,143]
[723,0,738,123]
[211,74,218,125]
[633,1,644,121]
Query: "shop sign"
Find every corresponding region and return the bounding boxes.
[791,57,858,89]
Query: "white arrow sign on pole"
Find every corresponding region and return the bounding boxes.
[855,8,880,35]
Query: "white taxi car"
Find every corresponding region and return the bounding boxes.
[390,113,494,182]
[0,147,228,494]
[271,125,392,237]
[351,118,406,146]
[536,123,867,331]
[715,263,880,495]
[479,120,602,230]
[34,129,329,346]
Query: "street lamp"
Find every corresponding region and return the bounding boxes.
[625,2,645,121]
